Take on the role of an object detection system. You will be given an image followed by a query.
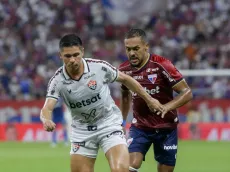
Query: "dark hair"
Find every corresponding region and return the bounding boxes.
[59,34,83,49]
[124,28,147,42]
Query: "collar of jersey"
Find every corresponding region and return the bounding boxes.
[62,58,90,80]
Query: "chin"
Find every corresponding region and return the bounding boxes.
[131,63,140,67]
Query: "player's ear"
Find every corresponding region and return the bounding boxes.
[59,52,63,59]
[81,46,84,56]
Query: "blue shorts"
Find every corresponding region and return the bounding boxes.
[128,125,178,166]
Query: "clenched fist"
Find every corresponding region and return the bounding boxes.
[42,119,56,132]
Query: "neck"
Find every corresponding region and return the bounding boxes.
[135,53,150,70]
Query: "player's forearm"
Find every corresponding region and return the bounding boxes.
[40,108,53,123]
[122,76,152,102]
[165,88,193,111]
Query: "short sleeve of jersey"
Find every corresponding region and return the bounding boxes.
[101,61,118,83]
[46,77,60,100]
[160,59,183,87]
[118,66,128,91]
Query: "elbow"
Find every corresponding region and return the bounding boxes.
[187,89,193,102]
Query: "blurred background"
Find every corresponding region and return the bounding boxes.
[0,0,230,172]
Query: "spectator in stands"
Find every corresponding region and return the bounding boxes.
[1,0,230,100]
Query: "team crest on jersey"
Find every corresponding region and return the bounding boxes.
[148,74,157,84]
[88,80,97,90]
[72,143,80,152]
[127,138,133,147]
[72,142,85,152]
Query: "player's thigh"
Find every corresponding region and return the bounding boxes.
[70,128,99,159]
[153,128,178,168]
[71,154,96,172]
[99,125,129,171]
[105,144,129,172]
[128,126,152,169]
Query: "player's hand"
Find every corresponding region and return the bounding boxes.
[42,119,56,132]
[160,104,171,118]
[146,98,164,114]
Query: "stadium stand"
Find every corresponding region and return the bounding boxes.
[0,0,230,125]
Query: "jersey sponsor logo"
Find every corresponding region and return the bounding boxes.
[106,130,123,138]
[133,75,143,80]
[72,142,85,152]
[132,86,160,96]
[162,71,175,82]
[148,74,157,84]
[78,113,103,124]
[88,80,97,90]
[125,71,132,75]
[81,109,96,120]
[62,80,74,85]
[146,67,159,73]
[144,86,160,95]
[87,125,97,131]
[84,73,95,79]
[164,144,177,150]
[69,94,101,108]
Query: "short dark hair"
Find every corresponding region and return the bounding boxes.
[59,34,83,49]
[124,28,147,42]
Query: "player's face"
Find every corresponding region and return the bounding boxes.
[124,37,149,67]
[60,46,84,71]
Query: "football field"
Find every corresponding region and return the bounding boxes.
[0,141,229,172]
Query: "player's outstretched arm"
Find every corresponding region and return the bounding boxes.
[116,71,163,113]
[40,98,57,132]
[161,79,193,118]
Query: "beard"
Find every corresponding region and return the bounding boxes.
[130,57,142,68]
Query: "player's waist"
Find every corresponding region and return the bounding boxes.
[71,121,122,132]
[132,122,178,130]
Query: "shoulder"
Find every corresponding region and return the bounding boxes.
[50,67,63,80]
[118,60,130,71]
[150,54,176,70]
[48,67,64,86]
[150,54,172,65]
[85,58,116,70]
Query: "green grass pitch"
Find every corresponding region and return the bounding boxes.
[0,141,229,172]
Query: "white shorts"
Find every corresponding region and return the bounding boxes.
[70,124,127,158]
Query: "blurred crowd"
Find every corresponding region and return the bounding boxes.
[0,0,230,100]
